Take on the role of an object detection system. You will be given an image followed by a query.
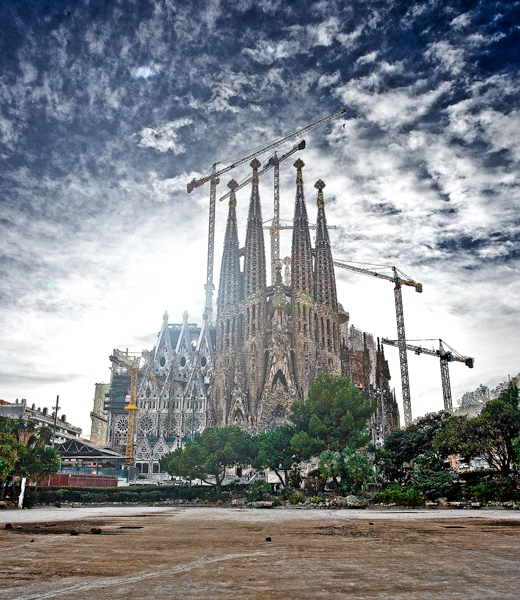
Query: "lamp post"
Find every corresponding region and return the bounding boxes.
[52,395,61,448]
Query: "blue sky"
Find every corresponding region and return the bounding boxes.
[1,0,518,434]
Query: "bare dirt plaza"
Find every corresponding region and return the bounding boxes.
[1,505,520,599]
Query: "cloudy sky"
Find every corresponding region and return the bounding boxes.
[1,0,518,435]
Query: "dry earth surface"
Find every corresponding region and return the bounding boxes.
[1,505,520,599]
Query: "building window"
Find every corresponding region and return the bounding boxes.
[142,463,149,474]
[153,463,159,474]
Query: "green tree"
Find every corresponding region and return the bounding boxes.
[251,424,296,486]
[376,411,452,482]
[0,416,60,501]
[437,382,520,478]
[0,432,19,500]
[289,373,375,460]
[317,449,373,493]
[160,425,252,496]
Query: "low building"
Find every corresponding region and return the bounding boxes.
[0,398,82,443]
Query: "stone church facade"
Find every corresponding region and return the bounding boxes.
[211,158,347,433]
[101,155,399,473]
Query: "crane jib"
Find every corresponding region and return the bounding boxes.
[187,107,347,193]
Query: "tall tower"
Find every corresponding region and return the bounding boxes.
[212,181,244,425]
[314,180,341,375]
[243,159,267,419]
[290,159,316,394]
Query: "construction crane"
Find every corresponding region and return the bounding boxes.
[333,261,423,426]
[381,338,474,412]
[219,141,306,284]
[261,220,337,284]
[109,350,172,463]
[186,106,348,323]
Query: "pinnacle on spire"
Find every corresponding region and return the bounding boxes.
[228,179,238,208]
[314,179,337,311]
[217,179,241,314]
[244,157,266,298]
[315,179,329,244]
[315,179,325,208]
[291,158,313,295]
[251,158,261,184]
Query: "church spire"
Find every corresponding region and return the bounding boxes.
[244,159,266,298]
[314,179,338,312]
[217,180,241,314]
[291,158,314,296]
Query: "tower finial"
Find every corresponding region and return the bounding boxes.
[294,158,305,187]
[228,179,238,208]
[315,179,326,208]
[251,158,261,185]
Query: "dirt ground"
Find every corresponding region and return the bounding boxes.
[1,506,520,600]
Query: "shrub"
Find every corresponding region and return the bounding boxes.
[410,469,462,501]
[248,480,270,502]
[289,491,305,505]
[311,495,326,504]
[469,479,517,503]
[374,486,423,507]
[304,468,327,495]
[271,497,281,507]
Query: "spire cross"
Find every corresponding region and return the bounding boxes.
[228,179,238,208]
[315,179,325,208]
[250,158,261,185]
[294,158,305,185]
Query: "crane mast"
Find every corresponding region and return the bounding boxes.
[264,218,337,284]
[218,141,306,285]
[109,351,172,463]
[187,107,348,324]
[380,338,474,412]
[333,260,422,426]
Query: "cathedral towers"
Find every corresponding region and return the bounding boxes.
[211,155,342,432]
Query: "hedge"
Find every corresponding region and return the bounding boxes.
[29,482,248,505]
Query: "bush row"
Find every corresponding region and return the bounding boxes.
[30,483,248,505]
[374,478,520,507]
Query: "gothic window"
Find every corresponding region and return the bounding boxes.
[146,388,151,398]
[153,463,159,473]
[252,323,256,335]
[252,304,256,319]
[303,323,307,335]
[303,305,306,317]
[142,463,149,474]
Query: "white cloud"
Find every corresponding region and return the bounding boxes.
[138,118,193,153]
[318,71,341,87]
[450,12,471,29]
[425,40,465,75]
[132,64,161,79]
[355,51,378,66]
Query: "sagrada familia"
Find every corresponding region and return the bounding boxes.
[93,157,400,475]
